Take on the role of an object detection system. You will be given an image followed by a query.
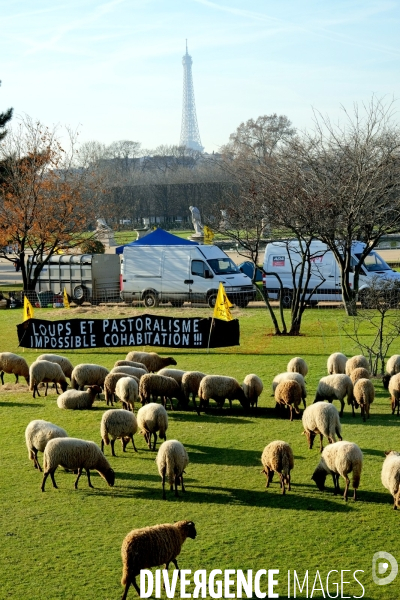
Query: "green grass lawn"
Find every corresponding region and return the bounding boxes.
[1,307,399,599]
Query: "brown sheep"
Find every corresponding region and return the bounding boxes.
[274,380,302,421]
[261,440,294,494]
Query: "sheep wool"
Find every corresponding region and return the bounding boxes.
[353,378,374,421]
[110,366,147,380]
[121,520,197,599]
[0,352,29,385]
[314,374,354,418]
[383,355,400,389]
[274,380,302,421]
[25,419,68,471]
[41,437,115,491]
[125,351,177,373]
[198,375,249,411]
[350,367,370,385]
[115,376,138,412]
[345,355,369,376]
[243,374,263,408]
[57,386,101,410]
[139,373,182,410]
[261,440,294,494]
[272,372,307,405]
[137,403,168,451]
[104,372,139,406]
[156,439,189,499]
[381,451,400,510]
[37,354,74,379]
[388,373,400,416]
[157,368,186,384]
[181,371,206,414]
[100,409,138,456]
[327,353,348,375]
[302,402,342,452]
[29,360,68,398]
[287,357,308,377]
[70,364,109,390]
[311,441,363,501]
[114,360,148,372]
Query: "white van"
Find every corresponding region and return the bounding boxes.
[262,240,400,307]
[121,244,256,308]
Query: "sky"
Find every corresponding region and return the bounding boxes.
[2,0,400,153]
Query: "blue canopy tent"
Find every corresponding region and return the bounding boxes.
[115,228,198,254]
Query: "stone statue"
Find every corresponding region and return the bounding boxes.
[96,218,112,232]
[189,206,203,235]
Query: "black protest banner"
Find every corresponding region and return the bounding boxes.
[17,315,240,350]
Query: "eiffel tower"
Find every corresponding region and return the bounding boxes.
[179,41,203,152]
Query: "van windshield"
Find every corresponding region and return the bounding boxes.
[207,258,240,275]
[354,252,392,272]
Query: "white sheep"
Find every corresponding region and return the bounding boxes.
[157,368,186,384]
[383,355,400,389]
[70,364,109,390]
[115,377,138,412]
[274,380,303,421]
[388,373,400,416]
[353,378,375,421]
[311,441,363,501]
[100,409,138,456]
[121,521,197,599]
[139,373,183,410]
[345,355,369,376]
[198,375,249,411]
[41,438,115,491]
[37,354,74,379]
[114,359,148,372]
[25,419,68,471]
[137,403,168,451]
[156,439,189,499]
[0,352,29,385]
[314,374,354,417]
[381,450,400,510]
[302,402,342,452]
[261,440,294,495]
[327,352,348,375]
[29,360,68,398]
[243,374,263,408]
[57,386,101,410]
[110,366,147,380]
[125,351,177,372]
[287,357,308,377]
[272,372,307,407]
[181,371,206,414]
[104,372,139,407]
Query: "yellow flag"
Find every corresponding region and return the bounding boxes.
[63,287,70,309]
[203,225,214,245]
[213,282,233,321]
[23,296,34,321]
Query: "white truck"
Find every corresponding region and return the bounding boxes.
[121,244,256,308]
[262,240,400,307]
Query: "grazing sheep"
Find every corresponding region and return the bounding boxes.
[25,419,68,471]
[121,520,197,599]
[353,378,375,421]
[311,441,363,501]
[327,352,348,375]
[314,374,354,417]
[261,440,294,495]
[287,357,308,378]
[104,372,139,406]
[137,403,168,451]
[110,366,147,380]
[156,439,189,499]
[71,364,109,390]
[139,373,182,410]
[381,450,400,510]
[350,367,370,385]
[272,372,307,407]
[41,438,115,491]
[125,351,177,373]
[115,377,138,412]
[198,375,249,411]
[0,352,29,385]
[157,368,186,384]
[100,409,138,456]
[29,360,68,398]
[274,380,302,421]
[37,354,74,379]
[114,360,148,372]
[383,355,400,389]
[302,402,342,452]
[57,386,101,410]
[345,355,369,376]
[181,371,206,414]
[388,373,400,416]
[243,374,263,408]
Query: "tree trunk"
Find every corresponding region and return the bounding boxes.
[341,279,358,316]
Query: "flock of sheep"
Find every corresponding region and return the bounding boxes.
[2,347,400,598]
